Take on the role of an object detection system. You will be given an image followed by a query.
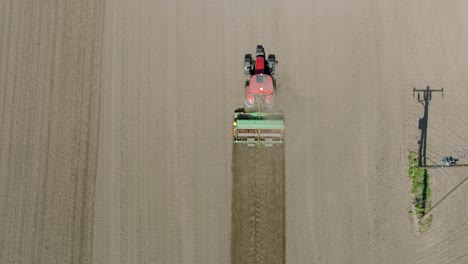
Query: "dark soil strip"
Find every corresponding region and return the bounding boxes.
[231,144,285,264]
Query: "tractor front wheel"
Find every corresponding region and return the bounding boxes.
[244,54,253,75]
[267,54,276,75]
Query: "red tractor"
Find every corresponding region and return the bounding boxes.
[243,45,277,110]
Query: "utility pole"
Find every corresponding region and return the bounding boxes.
[413,86,443,167]
[412,86,468,221]
[412,86,443,213]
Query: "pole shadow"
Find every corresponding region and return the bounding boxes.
[413,86,443,211]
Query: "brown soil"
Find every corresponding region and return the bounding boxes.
[0,1,104,263]
[231,144,285,264]
[2,1,468,264]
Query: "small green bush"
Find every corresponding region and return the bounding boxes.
[408,151,432,225]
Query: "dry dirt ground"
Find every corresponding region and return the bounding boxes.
[0,0,104,263]
[2,0,468,264]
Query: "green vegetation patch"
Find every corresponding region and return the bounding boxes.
[408,151,433,233]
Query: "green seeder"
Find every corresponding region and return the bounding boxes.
[233,110,285,146]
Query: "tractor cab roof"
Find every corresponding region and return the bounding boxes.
[248,74,274,95]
